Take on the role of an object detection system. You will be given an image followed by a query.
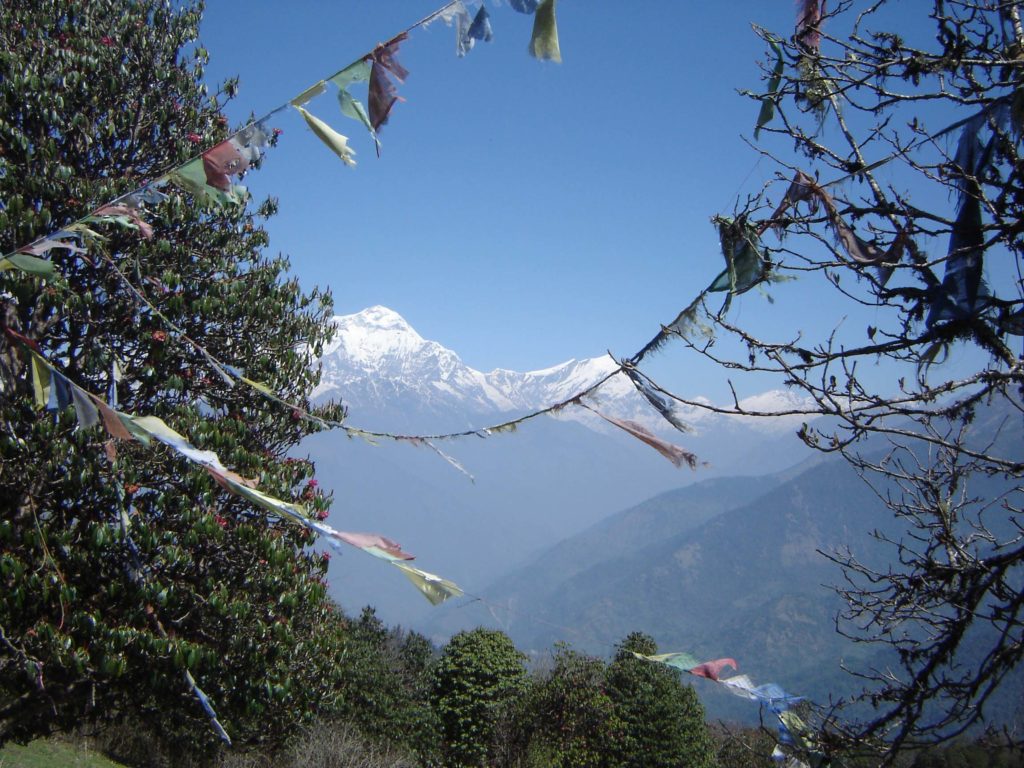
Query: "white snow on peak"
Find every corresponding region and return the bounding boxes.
[736,389,813,414]
[311,306,816,435]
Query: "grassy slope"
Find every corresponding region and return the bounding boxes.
[0,739,126,768]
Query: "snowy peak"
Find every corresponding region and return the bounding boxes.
[312,308,635,428]
[311,307,814,436]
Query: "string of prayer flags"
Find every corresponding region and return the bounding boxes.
[529,0,561,62]
[290,80,329,108]
[689,657,739,681]
[399,437,475,481]
[367,33,410,136]
[632,214,771,365]
[47,368,74,412]
[17,342,462,604]
[295,106,357,167]
[2,0,558,270]
[631,651,701,671]
[70,386,100,429]
[122,183,169,208]
[632,652,738,681]
[322,530,414,562]
[582,403,697,469]
[719,675,804,711]
[174,119,274,206]
[636,651,813,763]
[112,486,232,744]
[183,670,231,745]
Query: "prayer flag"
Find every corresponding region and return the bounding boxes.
[393,562,463,605]
[294,106,357,166]
[529,0,560,62]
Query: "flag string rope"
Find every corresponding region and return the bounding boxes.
[0,0,464,263]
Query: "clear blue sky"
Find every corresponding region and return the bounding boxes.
[197,2,976,402]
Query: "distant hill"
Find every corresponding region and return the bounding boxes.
[421,456,887,720]
[426,396,1022,723]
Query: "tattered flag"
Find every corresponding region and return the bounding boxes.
[529,0,561,62]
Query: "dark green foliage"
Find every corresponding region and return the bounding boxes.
[526,644,624,768]
[0,0,346,755]
[329,608,438,761]
[604,633,717,768]
[707,724,780,768]
[909,740,1024,768]
[430,628,528,767]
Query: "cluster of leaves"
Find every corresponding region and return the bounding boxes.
[0,0,348,755]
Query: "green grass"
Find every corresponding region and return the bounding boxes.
[0,739,127,768]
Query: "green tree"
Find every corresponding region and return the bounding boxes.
[330,607,439,761]
[431,627,528,768]
[527,644,624,768]
[604,633,717,768]
[0,0,345,755]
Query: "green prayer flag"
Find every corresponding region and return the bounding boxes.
[240,376,273,394]
[294,106,357,166]
[30,355,51,409]
[0,253,58,278]
[392,562,463,605]
[529,0,561,62]
[291,79,328,107]
[754,37,784,139]
[337,88,378,147]
[330,60,372,89]
[632,651,701,671]
[708,215,768,300]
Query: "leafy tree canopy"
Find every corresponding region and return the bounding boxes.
[0,0,346,754]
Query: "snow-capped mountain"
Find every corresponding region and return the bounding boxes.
[312,305,628,420]
[302,307,820,632]
[311,305,812,436]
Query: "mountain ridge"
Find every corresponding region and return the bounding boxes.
[313,305,815,438]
